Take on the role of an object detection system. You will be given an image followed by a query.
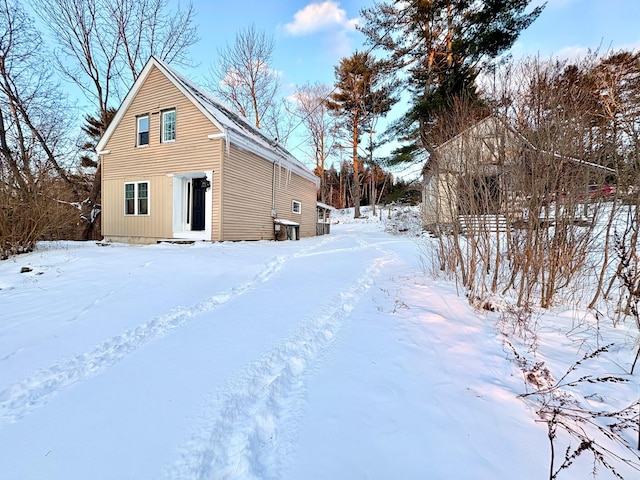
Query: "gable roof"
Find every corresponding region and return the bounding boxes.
[430,115,615,175]
[97,56,319,186]
[434,115,504,152]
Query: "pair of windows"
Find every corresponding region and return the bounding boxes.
[137,109,176,146]
[125,181,149,215]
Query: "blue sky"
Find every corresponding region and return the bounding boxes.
[514,0,640,58]
[25,0,639,172]
[184,0,368,92]
[180,0,640,169]
[184,0,640,93]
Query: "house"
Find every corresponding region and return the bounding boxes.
[422,116,519,229]
[96,56,319,244]
[422,115,615,231]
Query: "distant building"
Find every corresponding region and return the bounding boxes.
[422,116,615,232]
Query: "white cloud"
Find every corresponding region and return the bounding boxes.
[551,45,591,61]
[284,1,358,36]
[516,39,640,63]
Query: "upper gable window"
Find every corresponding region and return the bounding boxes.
[161,109,176,143]
[137,115,149,146]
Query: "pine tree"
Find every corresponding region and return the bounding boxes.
[80,108,117,168]
[327,51,397,218]
[359,0,544,161]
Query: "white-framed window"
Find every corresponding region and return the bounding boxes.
[292,200,301,214]
[125,181,149,215]
[137,115,149,146]
[161,109,176,143]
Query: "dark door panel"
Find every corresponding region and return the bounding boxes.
[192,178,206,231]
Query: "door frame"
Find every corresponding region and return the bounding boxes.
[171,171,212,240]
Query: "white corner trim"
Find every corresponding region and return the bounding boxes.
[97,150,110,155]
[208,130,230,155]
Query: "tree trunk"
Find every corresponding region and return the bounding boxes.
[81,161,101,240]
[352,120,361,218]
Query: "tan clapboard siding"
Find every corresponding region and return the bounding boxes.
[101,62,318,242]
[102,65,224,241]
[102,66,221,178]
[273,164,317,238]
[221,145,319,240]
[211,147,223,241]
[221,145,275,241]
[102,174,172,242]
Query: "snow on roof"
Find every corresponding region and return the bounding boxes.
[155,58,319,186]
[316,202,335,210]
[97,57,319,187]
[273,218,300,226]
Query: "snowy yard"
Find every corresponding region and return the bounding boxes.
[0,208,637,479]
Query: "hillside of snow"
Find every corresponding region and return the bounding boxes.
[0,205,637,479]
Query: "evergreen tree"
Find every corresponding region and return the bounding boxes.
[359,0,544,161]
[80,108,117,168]
[327,51,397,218]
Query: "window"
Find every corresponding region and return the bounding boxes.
[161,109,176,143]
[137,115,149,146]
[125,181,149,215]
[318,209,328,223]
[292,200,301,214]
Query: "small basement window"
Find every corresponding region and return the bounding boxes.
[292,200,301,214]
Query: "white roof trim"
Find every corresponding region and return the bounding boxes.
[316,202,335,210]
[97,57,320,186]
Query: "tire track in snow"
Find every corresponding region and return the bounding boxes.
[0,236,341,430]
[163,252,393,480]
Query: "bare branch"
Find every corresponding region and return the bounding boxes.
[207,24,279,133]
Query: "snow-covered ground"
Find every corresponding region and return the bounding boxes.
[0,206,637,479]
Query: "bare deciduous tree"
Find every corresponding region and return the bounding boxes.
[207,24,280,133]
[31,0,198,239]
[426,55,625,309]
[0,0,77,257]
[290,83,337,202]
[111,0,198,83]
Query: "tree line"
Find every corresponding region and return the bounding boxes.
[4,1,639,472]
[4,0,621,260]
